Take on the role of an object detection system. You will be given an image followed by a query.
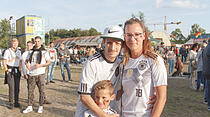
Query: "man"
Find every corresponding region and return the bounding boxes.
[46,42,57,84]
[23,36,50,113]
[3,38,26,109]
[159,42,165,57]
[22,41,51,104]
[58,43,71,82]
[75,25,123,117]
[202,39,210,110]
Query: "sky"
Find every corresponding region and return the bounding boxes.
[0,0,209,37]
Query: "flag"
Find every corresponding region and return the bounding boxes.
[195,32,202,38]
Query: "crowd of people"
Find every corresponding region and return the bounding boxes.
[1,17,210,117]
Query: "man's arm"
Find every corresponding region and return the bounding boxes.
[80,95,119,117]
[151,85,167,117]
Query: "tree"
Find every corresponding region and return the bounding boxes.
[0,19,11,48]
[170,28,186,44]
[186,24,206,41]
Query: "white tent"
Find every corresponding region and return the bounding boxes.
[185,39,194,45]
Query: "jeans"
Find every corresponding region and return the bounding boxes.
[168,59,175,74]
[204,78,208,102]
[47,61,56,82]
[60,61,71,81]
[197,71,202,90]
[207,79,210,107]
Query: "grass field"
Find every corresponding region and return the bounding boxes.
[0,64,209,117]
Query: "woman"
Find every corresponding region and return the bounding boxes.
[118,18,167,117]
[167,46,176,75]
[188,43,198,90]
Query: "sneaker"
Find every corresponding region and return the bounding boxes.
[14,103,20,108]
[208,106,210,111]
[23,106,33,113]
[8,103,14,109]
[50,81,55,83]
[203,101,208,105]
[37,106,43,113]
[46,82,49,85]
[43,100,52,104]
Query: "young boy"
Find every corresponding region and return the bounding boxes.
[84,80,117,117]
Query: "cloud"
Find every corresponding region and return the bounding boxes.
[156,0,164,8]
[156,0,207,9]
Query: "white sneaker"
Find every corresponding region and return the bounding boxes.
[23,106,33,113]
[37,106,43,113]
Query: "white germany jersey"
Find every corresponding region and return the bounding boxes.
[75,52,122,117]
[120,54,167,117]
[84,106,117,117]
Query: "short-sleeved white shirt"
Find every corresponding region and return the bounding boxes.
[3,48,22,67]
[120,54,167,117]
[84,106,117,117]
[22,50,31,75]
[75,52,122,117]
[27,50,50,76]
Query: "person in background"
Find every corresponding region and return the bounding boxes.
[202,39,210,110]
[188,43,199,90]
[46,42,57,85]
[58,43,72,82]
[167,46,176,75]
[3,38,26,109]
[22,41,51,105]
[23,36,50,113]
[172,57,183,77]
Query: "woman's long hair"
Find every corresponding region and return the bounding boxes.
[123,18,157,65]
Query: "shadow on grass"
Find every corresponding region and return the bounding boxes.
[45,106,75,117]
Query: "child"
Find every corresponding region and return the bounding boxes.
[84,80,117,117]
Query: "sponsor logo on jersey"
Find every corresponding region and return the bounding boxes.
[115,66,119,77]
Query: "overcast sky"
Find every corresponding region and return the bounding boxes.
[0,0,209,37]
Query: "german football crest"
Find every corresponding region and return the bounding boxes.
[138,62,147,71]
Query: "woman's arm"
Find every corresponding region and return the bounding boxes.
[151,85,167,117]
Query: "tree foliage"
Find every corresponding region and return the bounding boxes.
[0,19,11,48]
[186,24,206,41]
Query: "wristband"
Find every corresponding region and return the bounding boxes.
[5,68,8,72]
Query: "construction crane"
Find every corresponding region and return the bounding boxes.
[147,16,181,32]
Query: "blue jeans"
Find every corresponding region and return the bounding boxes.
[60,61,71,81]
[197,71,202,90]
[47,61,56,82]
[204,78,208,102]
[207,79,210,106]
[168,59,175,74]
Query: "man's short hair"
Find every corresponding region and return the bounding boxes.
[160,42,164,45]
[94,80,114,95]
[27,41,33,44]
[35,36,41,40]
[50,42,54,44]
[11,38,18,42]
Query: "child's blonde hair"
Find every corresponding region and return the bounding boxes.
[94,80,114,95]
